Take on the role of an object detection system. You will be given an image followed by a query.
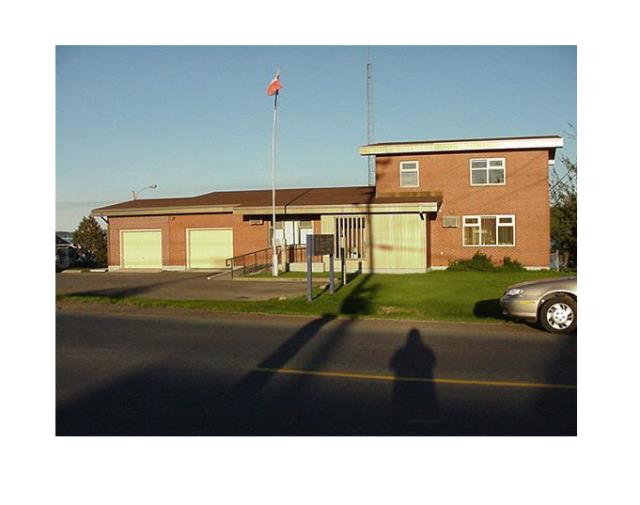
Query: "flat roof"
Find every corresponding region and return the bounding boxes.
[359,135,563,156]
[92,186,443,216]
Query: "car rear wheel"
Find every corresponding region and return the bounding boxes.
[540,296,577,334]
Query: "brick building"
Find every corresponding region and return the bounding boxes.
[92,135,562,273]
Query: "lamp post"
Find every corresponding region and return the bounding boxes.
[131,184,158,200]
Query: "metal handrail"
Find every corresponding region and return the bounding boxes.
[225,245,282,279]
[224,244,326,279]
[286,244,322,263]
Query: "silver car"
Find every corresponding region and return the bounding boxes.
[500,276,577,334]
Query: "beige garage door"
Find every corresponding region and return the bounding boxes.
[188,229,234,269]
[122,230,162,269]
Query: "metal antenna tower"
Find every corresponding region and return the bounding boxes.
[366,49,375,186]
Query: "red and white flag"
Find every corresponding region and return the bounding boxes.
[266,72,282,96]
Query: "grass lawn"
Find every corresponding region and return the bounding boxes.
[58,270,572,323]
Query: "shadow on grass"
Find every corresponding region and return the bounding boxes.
[339,276,379,315]
[473,298,504,319]
[311,271,370,300]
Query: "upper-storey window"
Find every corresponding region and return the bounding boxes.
[399,161,419,187]
[470,158,506,186]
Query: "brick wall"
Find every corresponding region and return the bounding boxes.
[107,213,269,268]
[375,149,551,267]
[107,214,328,268]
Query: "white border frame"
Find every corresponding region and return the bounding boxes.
[462,214,516,247]
[185,227,234,269]
[119,228,163,269]
[469,157,506,186]
[399,160,420,188]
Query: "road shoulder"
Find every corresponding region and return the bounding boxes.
[56,299,551,337]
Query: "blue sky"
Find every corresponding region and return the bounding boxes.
[56,45,576,231]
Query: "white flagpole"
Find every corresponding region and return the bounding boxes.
[271,85,279,276]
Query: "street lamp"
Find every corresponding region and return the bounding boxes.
[131,184,158,200]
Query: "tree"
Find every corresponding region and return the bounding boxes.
[550,125,577,268]
[73,216,107,267]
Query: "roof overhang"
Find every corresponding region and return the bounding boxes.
[234,202,439,216]
[91,205,239,217]
[92,201,440,218]
[359,136,564,156]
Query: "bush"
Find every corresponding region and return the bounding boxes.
[500,256,525,272]
[447,251,495,272]
[447,252,526,272]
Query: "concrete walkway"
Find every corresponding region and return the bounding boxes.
[56,272,307,301]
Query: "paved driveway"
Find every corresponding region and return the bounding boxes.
[56,272,307,301]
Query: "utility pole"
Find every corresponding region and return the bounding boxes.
[366,48,375,186]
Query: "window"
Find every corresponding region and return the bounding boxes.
[298,221,313,245]
[463,215,515,246]
[268,221,284,246]
[470,158,505,186]
[335,216,366,259]
[269,220,315,246]
[399,161,419,187]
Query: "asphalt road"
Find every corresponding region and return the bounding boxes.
[56,307,577,436]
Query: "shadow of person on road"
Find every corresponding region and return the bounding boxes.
[389,329,438,424]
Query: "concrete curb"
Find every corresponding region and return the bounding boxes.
[231,276,331,284]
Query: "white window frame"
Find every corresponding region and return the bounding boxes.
[469,158,506,186]
[462,214,515,247]
[399,160,420,188]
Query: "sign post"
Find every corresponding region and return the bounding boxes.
[340,233,347,286]
[329,249,335,294]
[306,234,313,302]
[306,234,335,302]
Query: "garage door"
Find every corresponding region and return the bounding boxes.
[121,230,162,269]
[188,229,233,269]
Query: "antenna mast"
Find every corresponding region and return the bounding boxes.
[366,49,375,186]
